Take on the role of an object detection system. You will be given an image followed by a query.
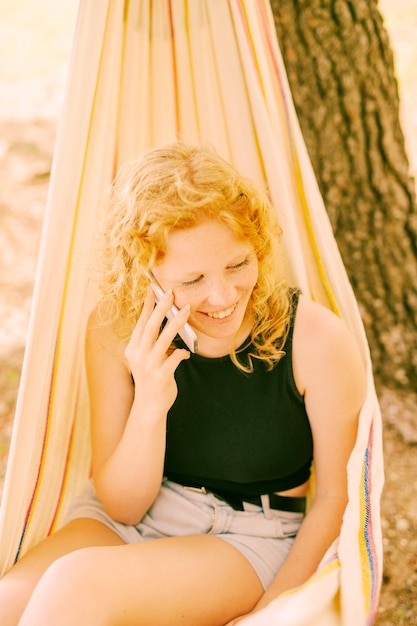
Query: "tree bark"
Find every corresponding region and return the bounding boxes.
[270,0,417,391]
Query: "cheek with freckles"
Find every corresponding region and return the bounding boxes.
[171,288,202,313]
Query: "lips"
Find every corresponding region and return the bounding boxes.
[206,303,237,320]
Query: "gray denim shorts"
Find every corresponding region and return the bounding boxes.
[64,479,304,589]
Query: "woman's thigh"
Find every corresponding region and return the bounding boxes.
[20,534,264,626]
[0,519,125,626]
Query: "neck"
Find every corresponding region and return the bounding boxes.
[195,316,254,358]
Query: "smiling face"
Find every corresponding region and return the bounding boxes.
[152,219,259,357]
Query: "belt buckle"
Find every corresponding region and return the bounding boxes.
[183,486,207,494]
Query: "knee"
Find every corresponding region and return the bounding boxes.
[19,548,99,625]
[40,548,95,595]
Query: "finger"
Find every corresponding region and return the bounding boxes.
[153,304,192,356]
[161,347,191,378]
[140,289,177,351]
[128,288,157,347]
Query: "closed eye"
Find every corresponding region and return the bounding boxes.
[180,258,250,287]
[181,275,204,287]
[228,258,250,271]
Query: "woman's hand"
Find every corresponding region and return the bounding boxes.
[124,288,191,419]
[87,288,192,524]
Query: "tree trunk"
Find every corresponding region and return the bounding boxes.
[270,0,417,392]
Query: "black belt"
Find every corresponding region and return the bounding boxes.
[184,486,306,514]
[241,492,306,514]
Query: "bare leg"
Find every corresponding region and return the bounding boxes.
[0,519,125,626]
[19,534,264,626]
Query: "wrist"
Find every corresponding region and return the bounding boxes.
[129,397,168,426]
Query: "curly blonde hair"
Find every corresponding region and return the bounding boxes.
[98,142,292,372]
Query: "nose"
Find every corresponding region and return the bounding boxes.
[206,276,237,308]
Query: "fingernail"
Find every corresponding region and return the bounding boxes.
[179,304,190,315]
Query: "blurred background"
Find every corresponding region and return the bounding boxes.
[0,1,416,623]
[0,0,77,119]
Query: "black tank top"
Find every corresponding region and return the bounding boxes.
[164,291,313,498]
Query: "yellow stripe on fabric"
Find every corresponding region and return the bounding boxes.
[239,1,267,101]
[113,0,128,160]
[358,451,373,620]
[24,210,82,542]
[291,147,340,315]
[230,1,272,184]
[48,423,75,534]
[20,11,112,549]
[167,1,180,135]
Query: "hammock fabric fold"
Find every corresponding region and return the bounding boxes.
[0,2,383,624]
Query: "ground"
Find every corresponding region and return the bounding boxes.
[0,1,417,624]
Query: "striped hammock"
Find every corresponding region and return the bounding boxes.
[0,1,383,624]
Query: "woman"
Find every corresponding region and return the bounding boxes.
[0,142,366,625]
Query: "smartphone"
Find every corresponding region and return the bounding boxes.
[143,269,198,353]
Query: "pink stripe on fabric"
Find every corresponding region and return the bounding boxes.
[14,343,58,563]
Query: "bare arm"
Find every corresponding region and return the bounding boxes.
[86,289,191,525]
[230,296,366,622]
[265,298,365,597]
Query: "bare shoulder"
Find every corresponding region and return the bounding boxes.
[292,296,367,503]
[292,294,366,400]
[294,294,362,354]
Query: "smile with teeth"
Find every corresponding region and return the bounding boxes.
[206,303,237,320]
